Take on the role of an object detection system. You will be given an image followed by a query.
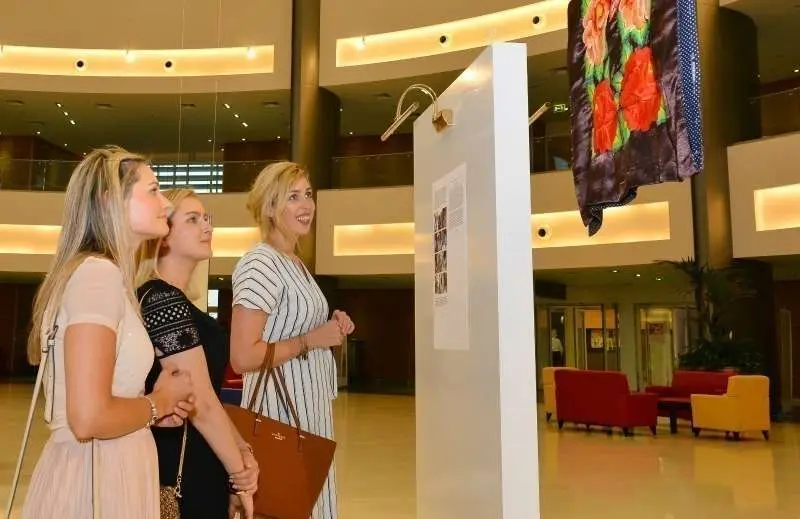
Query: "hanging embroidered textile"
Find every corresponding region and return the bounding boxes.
[567,0,704,236]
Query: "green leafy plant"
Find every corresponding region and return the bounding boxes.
[658,258,764,374]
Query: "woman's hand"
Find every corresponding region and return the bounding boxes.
[230,450,259,494]
[305,320,344,348]
[333,310,355,335]
[228,492,254,519]
[151,367,194,418]
[153,414,184,428]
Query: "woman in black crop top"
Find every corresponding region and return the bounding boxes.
[137,189,259,518]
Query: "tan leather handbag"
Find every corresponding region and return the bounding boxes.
[224,344,336,519]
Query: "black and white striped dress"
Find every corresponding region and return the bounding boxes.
[232,243,338,519]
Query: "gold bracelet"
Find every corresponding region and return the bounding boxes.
[143,395,158,428]
[299,335,309,360]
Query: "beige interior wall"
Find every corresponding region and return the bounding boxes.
[728,131,800,258]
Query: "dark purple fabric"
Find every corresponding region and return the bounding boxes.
[568,0,703,236]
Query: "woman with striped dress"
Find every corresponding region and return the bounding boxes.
[230,161,355,519]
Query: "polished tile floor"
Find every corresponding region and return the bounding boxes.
[2,383,799,518]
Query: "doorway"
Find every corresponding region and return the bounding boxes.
[636,306,691,388]
[537,305,619,372]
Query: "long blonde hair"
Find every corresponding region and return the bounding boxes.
[246,161,310,250]
[136,188,197,287]
[28,146,148,364]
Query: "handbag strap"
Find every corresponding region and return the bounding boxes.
[246,342,303,434]
[247,342,276,414]
[174,423,188,497]
[5,314,61,518]
[5,312,102,519]
[272,367,303,433]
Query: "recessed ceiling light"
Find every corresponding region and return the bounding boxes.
[612,269,619,273]
[656,277,662,281]
[35,130,41,135]
[70,120,76,125]
[349,131,354,135]
[241,138,246,141]
[95,103,113,110]
[339,108,343,112]
[56,102,62,108]
[635,273,641,278]
[242,122,248,127]
[218,277,224,281]
[795,68,799,74]
[207,138,212,143]
[277,136,281,140]
[262,101,279,108]
[64,143,68,147]
[224,103,231,109]
[234,113,240,118]
[63,111,69,116]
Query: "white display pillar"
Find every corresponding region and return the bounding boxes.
[414,43,538,519]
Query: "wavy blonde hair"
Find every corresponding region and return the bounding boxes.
[28,146,148,364]
[246,161,310,250]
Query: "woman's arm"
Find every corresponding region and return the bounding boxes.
[229,306,345,374]
[64,324,191,441]
[160,348,247,477]
[229,306,302,373]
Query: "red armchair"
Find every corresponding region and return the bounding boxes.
[554,369,658,436]
[645,370,734,420]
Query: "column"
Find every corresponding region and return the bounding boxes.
[290,0,341,271]
[692,4,778,407]
[692,4,760,269]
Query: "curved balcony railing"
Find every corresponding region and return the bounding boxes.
[748,87,800,139]
[0,159,279,193]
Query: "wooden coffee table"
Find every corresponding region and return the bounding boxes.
[657,397,692,434]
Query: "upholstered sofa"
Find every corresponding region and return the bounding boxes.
[645,370,735,421]
[542,366,577,422]
[554,369,659,436]
[691,375,771,440]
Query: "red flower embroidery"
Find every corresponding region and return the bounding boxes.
[583,0,614,66]
[593,80,618,153]
[620,47,661,132]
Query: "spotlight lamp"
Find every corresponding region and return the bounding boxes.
[380,83,454,141]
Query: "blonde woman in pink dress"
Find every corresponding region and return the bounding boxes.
[21,146,195,519]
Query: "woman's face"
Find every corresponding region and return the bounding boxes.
[128,165,170,243]
[277,177,315,238]
[163,196,213,262]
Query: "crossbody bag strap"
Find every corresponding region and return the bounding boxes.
[5,315,58,519]
[174,423,189,498]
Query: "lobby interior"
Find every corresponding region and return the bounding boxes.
[2,0,800,517]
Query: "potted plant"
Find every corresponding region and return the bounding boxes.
[658,258,764,374]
